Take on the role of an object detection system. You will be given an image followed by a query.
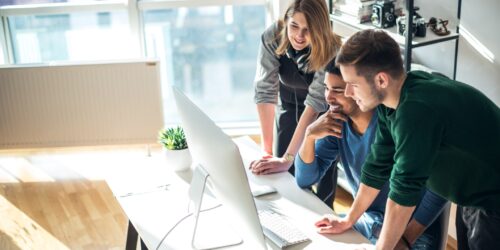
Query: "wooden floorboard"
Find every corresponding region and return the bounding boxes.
[333,185,354,213]
[0,147,131,250]
[0,181,128,250]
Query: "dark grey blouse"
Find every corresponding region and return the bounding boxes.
[253,22,328,113]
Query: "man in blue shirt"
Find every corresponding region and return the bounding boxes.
[295,59,448,248]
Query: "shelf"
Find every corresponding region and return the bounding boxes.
[330,13,459,49]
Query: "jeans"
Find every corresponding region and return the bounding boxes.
[352,211,384,244]
[352,211,440,249]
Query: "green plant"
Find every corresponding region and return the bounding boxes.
[158,126,188,150]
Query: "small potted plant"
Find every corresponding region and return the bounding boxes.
[158,126,192,171]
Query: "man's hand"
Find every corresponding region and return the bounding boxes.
[314,214,354,234]
[249,156,291,175]
[305,111,347,140]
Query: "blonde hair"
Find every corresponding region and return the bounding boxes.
[275,0,341,72]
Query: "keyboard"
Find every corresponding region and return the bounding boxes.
[258,209,310,249]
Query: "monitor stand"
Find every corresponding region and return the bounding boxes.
[189,165,243,250]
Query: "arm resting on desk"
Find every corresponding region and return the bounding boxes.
[315,183,380,234]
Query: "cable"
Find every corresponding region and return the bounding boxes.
[155,212,192,250]
[155,203,222,250]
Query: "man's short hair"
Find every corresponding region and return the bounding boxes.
[336,29,404,82]
[325,57,342,76]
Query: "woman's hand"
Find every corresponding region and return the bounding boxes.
[249,155,291,175]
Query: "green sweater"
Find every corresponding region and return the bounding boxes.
[361,71,500,210]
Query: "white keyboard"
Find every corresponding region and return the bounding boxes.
[258,210,310,249]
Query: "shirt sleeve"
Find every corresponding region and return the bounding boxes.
[361,106,396,190]
[295,136,339,188]
[412,189,448,227]
[388,102,445,206]
[254,24,280,105]
[304,69,328,113]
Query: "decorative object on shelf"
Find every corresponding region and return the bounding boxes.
[158,126,192,171]
[428,17,451,36]
[371,0,396,28]
[333,0,376,23]
[396,7,426,38]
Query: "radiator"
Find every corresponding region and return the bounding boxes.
[0,60,164,149]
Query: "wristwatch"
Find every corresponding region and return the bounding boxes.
[283,153,295,162]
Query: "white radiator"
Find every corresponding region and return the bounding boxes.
[0,60,164,149]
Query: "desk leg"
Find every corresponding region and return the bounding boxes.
[141,239,147,249]
[126,220,149,250]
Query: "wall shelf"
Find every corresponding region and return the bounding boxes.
[330,0,462,79]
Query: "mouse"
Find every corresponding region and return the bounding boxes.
[249,183,277,197]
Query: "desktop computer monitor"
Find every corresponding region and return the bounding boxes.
[172,87,267,249]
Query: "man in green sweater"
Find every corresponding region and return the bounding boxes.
[316,29,500,250]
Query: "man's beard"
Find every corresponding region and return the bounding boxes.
[368,79,385,103]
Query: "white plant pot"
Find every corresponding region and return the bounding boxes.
[164,148,192,172]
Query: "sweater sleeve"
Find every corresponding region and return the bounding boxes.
[388,102,445,206]
[295,136,339,188]
[254,23,280,105]
[412,189,448,227]
[361,107,395,190]
[304,69,328,113]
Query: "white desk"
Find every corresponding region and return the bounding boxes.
[108,137,370,249]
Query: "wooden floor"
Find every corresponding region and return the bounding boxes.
[0,146,142,250]
[333,186,354,213]
[0,181,126,250]
[0,144,456,250]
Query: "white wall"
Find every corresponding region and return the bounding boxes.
[413,0,500,106]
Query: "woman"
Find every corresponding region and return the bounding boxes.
[251,0,341,177]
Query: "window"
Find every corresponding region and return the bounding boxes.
[1,0,270,127]
[7,11,133,63]
[143,4,265,124]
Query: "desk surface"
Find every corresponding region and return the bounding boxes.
[108,137,370,249]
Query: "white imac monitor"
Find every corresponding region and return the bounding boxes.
[172,87,267,249]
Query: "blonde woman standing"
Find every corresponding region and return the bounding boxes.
[251,0,341,183]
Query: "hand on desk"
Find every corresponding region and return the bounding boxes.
[315,214,354,234]
[249,155,291,175]
[316,215,376,250]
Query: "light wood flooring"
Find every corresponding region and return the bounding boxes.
[0,181,126,250]
[0,145,150,250]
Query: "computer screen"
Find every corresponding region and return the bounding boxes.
[172,87,267,249]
